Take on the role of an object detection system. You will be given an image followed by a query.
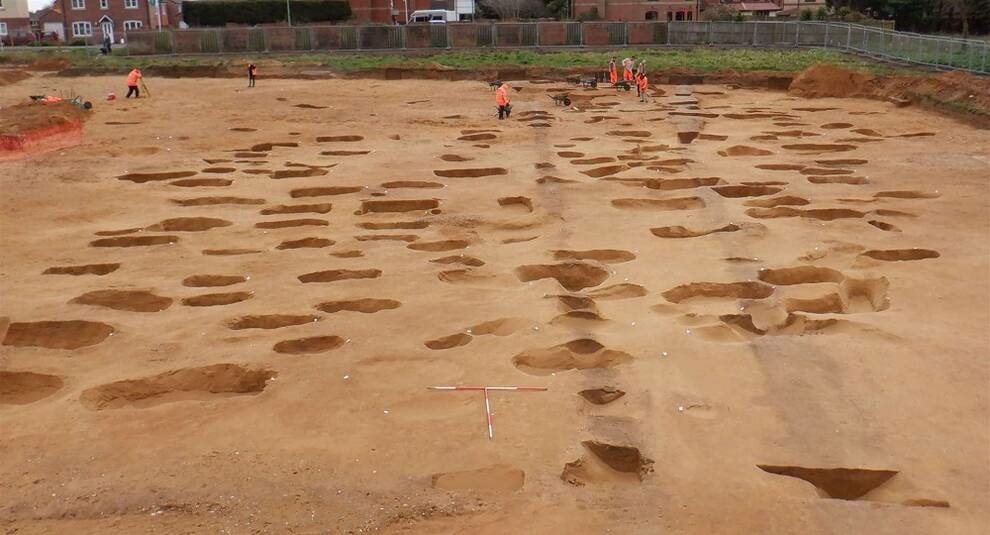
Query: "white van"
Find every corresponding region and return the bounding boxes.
[407,10,458,24]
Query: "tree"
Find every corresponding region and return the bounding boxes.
[543,0,568,19]
[479,0,545,20]
[575,6,601,21]
[705,4,743,22]
[816,6,829,20]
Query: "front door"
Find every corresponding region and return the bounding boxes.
[101,19,114,43]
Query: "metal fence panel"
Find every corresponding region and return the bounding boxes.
[448,23,480,47]
[125,31,156,55]
[359,26,402,49]
[405,24,432,48]
[538,22,568,47]
[565,22,582,46]
[581,22,611,46]
[709,22,749,45]
[494,23,537,47]
[669,22,709,45]
[606,22,625,45]
[754,22,796,46]
[797,22,827,46]
[627,22,665,45]
[222,28,265,52]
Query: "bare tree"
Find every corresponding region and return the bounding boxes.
[947,0,972,37]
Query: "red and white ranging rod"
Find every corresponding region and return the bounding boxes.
[428,385,548,440]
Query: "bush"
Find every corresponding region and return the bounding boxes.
[815,6,827,21]
[184,1,352,27]
[576,7,601,21]
[799,9,813,21]
[706,4,742,22]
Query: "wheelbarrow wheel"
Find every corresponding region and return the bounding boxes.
[563,97,572,106]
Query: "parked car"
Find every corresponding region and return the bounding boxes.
[407,10,459,23]
[1,30,59,46]
[3,29,39,46]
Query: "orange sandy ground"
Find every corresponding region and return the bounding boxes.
[1,73,988,534]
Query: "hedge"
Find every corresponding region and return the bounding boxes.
[184,1,352,26]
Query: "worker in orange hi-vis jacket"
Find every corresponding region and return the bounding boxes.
[125,68,142,98]
[608,57,618,84]
[637,72,651,102]
[495,81,511,120]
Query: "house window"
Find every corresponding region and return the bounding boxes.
[666,11,673,21]
[124,20,142,30]
[687,11,693,20]
[0,23,7,37]
[675,11,685,21]
[101,0,108,8]
[71,0,85,9]
[72,21,92,36]
[645,11,658,20]
[125,0,138,8]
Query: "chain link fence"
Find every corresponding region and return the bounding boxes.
[124,21,988,74]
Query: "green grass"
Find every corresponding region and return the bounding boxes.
[0,46,916,74]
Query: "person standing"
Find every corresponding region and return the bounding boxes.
[125,68,142,98]
[637,72,650,103]
[636,60,646,78]
[622,57,634,82]
[495,81,511,120]
[248,63,257,88]
[608,57,618,84]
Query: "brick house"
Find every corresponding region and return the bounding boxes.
[56,0,181,43]
[699,0,827,19]
[572,0,700,21]
[1,0,33,44]
[34,6,68,40]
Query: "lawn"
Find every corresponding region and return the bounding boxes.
[0,46,913,74]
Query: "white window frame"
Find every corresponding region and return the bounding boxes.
[100,0,108,8]
[71,0,85,9]
[0,23,8,37]
[123,20,142,31]
[72,21,92,37]
[0,0,6,9]
[124,0,138,8]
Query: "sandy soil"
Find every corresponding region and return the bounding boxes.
[1,72,988,534]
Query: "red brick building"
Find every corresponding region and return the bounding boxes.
[1,0,33,44]
[573,0,700,21]
[56,0,181,43]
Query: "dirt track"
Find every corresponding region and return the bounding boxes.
[1,73,988,534]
